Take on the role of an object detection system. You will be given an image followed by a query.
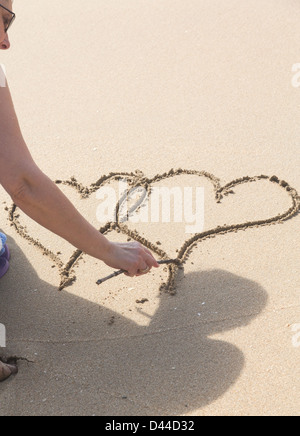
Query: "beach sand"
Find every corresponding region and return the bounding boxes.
[0,0,299,416]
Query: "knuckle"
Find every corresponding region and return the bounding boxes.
[135,256,142,266]
[137,247,144,256]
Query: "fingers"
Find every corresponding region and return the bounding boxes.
[136,264,150,277]
[126,244,160,277]
[126,262,149,277]
[143,248,160,268]
[137,250,160,276]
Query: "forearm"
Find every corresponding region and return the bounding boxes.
[1,85,111,261]
[0,85,159,278]
[12,168,111,262]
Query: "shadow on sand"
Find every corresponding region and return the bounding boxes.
[0,235,268,416]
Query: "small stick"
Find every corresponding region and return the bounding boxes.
[96,259,181,285]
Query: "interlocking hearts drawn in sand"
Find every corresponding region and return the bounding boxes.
[7,169,300,294]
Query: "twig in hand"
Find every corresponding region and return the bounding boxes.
[96,259,181,286]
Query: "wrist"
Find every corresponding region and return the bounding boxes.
[96,235,114,264]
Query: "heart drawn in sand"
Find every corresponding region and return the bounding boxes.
[7,170,300,294]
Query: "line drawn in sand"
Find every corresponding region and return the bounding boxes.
[7,169,300,294]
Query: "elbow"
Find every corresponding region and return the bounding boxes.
[8,166,46,206]
[0,160,42,205]
[4,162,42,204]
[10,180,31,206]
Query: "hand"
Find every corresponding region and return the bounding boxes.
[103,241,160,277]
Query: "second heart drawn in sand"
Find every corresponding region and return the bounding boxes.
[7,169,300,294]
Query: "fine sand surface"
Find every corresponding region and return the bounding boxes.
[0,0,299,416]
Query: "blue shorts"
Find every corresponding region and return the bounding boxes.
[0,232,7,256]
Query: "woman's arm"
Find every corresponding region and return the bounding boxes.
[10,165,113,261]
[0,83,159,276]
